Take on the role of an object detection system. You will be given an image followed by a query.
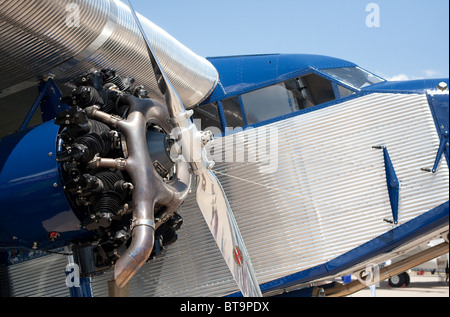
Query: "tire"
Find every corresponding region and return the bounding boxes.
[388,272,409,288]
[404,272,411,287]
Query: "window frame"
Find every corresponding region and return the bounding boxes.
[195,67,380,135]
[316,66,385,91]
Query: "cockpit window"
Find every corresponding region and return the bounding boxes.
[240,73,336,125]
[194,69,373,132]
[241,82,296,125]
[321,67,385,89]
[192,102,222,133]
[222,97,246,128]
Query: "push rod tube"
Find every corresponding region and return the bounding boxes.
[87,95,191,288]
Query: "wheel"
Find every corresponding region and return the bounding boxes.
[388,272,409,287]
[404,272,410,287]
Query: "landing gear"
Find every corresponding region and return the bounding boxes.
[388,272,410,288]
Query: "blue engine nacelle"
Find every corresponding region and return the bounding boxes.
[0,121,90,250]
[0,71,188,272]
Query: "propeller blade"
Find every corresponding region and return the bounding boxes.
[126,0,185,119]
[126,0,262,297]
[196,169,262,297]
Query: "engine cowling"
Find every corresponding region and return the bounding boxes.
[0,70,192,286]
[57,70,192,284]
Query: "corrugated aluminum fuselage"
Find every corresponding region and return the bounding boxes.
[1,0,448,297]
[121,92,448,296]
[4,91,447,297]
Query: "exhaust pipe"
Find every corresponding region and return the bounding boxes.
[87,95,191,288]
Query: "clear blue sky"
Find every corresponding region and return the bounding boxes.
[128,0,449,81]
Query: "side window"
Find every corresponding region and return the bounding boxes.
[192,102,222,133]
[206,71,358,129]
[336,84,354,99]
[321,67,385,89]
[241,83,295,125]
[299,73,335,105]
[222,97,245,128]
[240,73,338,125]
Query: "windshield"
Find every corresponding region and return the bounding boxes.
[321,67,385,89]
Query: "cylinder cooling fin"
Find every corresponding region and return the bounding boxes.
[55,69,191,275]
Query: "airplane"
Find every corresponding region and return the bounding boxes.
[0,0,448,298]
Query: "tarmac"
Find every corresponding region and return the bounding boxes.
[348,272,449,297]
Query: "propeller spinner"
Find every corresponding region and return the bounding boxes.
[126,0,262,297]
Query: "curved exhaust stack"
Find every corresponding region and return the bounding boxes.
[114,226,155,288]
[88,95,191,288]
[1,0,208,289]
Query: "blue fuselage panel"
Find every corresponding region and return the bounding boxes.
[0,121,87,250]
